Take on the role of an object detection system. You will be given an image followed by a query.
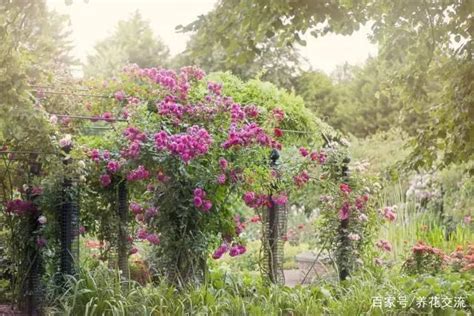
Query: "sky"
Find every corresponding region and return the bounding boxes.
[47,0,378,75]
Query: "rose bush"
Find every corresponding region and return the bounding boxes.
[77,65,341,284]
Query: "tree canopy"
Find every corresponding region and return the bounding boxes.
[83,11,170,78]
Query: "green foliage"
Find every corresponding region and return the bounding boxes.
[53,264,473,315]
[83,11,170,78]
[186,0,473,171]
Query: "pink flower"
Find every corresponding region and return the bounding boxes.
[272,193,288,206]
[339,183,352,194]
[127,165,150,181]
[129,247,138,255]
[294,170,310,187]
[114,90,126,101]
[79,226,86,235]
[299,147,309,157]
[137,228,148,240]
[376,239,392,252]
[194,188,205,198]
[202,200,212,212]
[217,174,226,185]
[464,215,472,224]
[31,186,43,197]
[146,233,160,245]
[101,112,114,122]
[100,174,112,187]
[383,207,397,222]
[348,233,360,241]
[130,202,143,215]
[272,108,285,122]
[243,192,256,206]
[193,196,203,207]
[106,160,120,174]
[90,149,101,162]
[219,157,228,170]
[338,202,350,220]
[212,244,228,259]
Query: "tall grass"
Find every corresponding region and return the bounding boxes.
[377,182,473,264]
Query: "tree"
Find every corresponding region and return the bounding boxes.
[176,1,305,88]
[186,0,473,170]
[83,11,170,78]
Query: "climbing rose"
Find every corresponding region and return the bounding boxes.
[217,174,226,185]
[274,128,283,138]
[383,206,397,222]
[37,215,47,225]
[114,90,126,101]
[146,233,160,245]
[338,202,350,220]
[299,147,309,157]
[339,183,352,194]
[59,134,73,149]
[212,244,228,259]
[106,160,120,174]
[376,239,392,252]
[36,237,47,248]
[272,193,288,206]
[348,233,360,241]
[219,157,228,170]
[127,165,150,181]
[100,174,112,187]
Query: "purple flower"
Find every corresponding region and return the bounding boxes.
[202,200,212,212]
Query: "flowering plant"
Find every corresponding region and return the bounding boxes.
[79,65,333,284]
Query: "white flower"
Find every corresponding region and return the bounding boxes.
[49,115,58,124]
[348,233,361,241]
[77,160,86,169]
[358,214,368,222]
[38,215,47,225]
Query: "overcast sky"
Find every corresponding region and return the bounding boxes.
[47,0,378,75]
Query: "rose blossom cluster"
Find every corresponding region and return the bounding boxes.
[222,123,279,150]
[294,170,310,187]
[243,191,270,209]
[157,96,185,119]
[5,199,37,215]
[121,127,147,160]
[193,188,212,212]
[154,126,212,163]
[127,165,150,182]
[376,239,392,252]
[212,243,246,259]
[272,193,288,206]
[136,227,160,245]
[381,205,397,222]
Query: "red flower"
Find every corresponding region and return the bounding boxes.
[339,183,352,194]
[273,128,283,138]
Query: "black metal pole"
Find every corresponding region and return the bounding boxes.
[337,157,351,281]
[117,180,129,279]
